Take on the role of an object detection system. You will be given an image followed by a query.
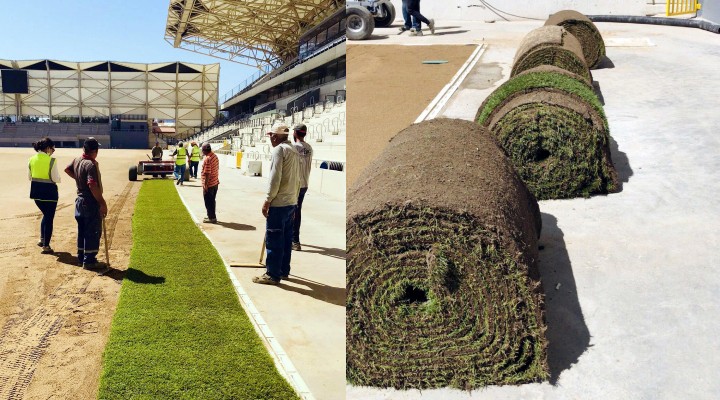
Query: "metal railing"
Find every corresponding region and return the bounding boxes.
[666,0,700,16]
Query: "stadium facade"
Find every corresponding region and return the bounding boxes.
[0,60,218,148]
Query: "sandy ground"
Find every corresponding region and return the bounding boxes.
[0,147,147,399]
[346,44,475,187]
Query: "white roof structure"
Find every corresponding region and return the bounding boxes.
[165,0,343,69]
[0,60,219,136]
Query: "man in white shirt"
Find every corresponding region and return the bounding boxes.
[253,123,300,285]
[291,123,313,251]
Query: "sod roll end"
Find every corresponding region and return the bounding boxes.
[511,25,591,84]
[546,10,606,69]
[476,71,619,200]
[347,119,548,390]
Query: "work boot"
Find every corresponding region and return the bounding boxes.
[281,274,289,280]
[292,242,302,251]
[410,29,423,36]
[203,217,217,224]
[252,273,279,285]
[41,246,54,254]
[37,240,44,247]
[429,19,435,35]
[399,26,410,32]
[176,179,180,185]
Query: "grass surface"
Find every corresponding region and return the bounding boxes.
[98,179,297,400]
[476,71,606,128]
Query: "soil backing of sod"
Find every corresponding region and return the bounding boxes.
[476,71,618,200]
[98,179,297,399]
[347,119,548,390]
[511,25,591,84]
[546,10,606,69]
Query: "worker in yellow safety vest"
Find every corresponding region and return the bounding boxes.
[171,141,189,185]
[189,141,202,179]
[28,137,60,254]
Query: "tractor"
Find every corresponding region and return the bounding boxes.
[347,0,396,40]
[129,156,186,181]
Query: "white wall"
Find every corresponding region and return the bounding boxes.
[699,0,720,23]
[389,0,646,21]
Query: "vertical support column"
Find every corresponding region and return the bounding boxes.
[108,62,113,123]
[175,62,180,139]
[46,60,53,122]
[77,62,83,124]
[10,61,21,122]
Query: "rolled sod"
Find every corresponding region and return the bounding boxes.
[546,10,606,69]
[511,25,591,84]
[476,71,618,200]
[347,119,548,390]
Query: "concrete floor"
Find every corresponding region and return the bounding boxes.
[347,20,720,400]
[173,165,345,400]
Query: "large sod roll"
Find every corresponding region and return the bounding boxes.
[511,25,591,85]
[476,71,618,200]
[546,10,606,69]
[347,119,548,390]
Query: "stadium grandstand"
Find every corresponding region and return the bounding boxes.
[165,0,346,176]
[0,60,218,148]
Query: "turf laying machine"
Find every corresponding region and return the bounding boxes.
[347,0,396,40]
[129,156,187,181]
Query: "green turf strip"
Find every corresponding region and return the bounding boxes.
[476,71,606,129]
[98,179,297,400]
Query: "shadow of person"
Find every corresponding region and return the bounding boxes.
[215,221,257,231]
[297,244,346,260]
[609,136,633,191]
[123,268,165,284]
[278,275,345,307]
[432,30,469,36]
[54,251,79,267]
[102,267,126,281]
[538,213,591,385]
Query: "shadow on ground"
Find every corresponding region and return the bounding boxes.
[54,251,78,267]
[609,136,633,191]
[298,244,346,260]
[279,275,345,307]
[124,268,165,284]
[538,213,591,385]
[595,55,615,69]
[216,221,257,231]
[432,30,469,36]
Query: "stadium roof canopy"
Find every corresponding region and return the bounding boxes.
[0,60,219,137]
[165,0,343,70]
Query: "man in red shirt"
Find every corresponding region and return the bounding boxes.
[200,143,219,223]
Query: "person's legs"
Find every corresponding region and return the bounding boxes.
[36,200,57,248]
[264,207,285,282]
[281,205,294,279]
[293,187,308,244]
[191,161,199,178]
[204,185,218,220]
[408,9,430,26]
[174,164,181,181]
[75,198,85,264]
[401,1,411,30]
[79,199,101,265]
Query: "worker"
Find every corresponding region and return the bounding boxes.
[64,137,109,272]
[151,141,163,161]
[171,141,189,185]
[253,123,300,285]
[292,123,313,251]
[189,141,201,179]
[200,143,220,223]
[28,137,60,254]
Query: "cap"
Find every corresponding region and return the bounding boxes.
[293,123,307,133]
[268,123,290,136]
[83,137,100,151]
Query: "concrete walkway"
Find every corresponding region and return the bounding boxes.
[348,19,720,400]
[174,162,345,400]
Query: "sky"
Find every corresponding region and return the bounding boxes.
[0,0,258,101]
